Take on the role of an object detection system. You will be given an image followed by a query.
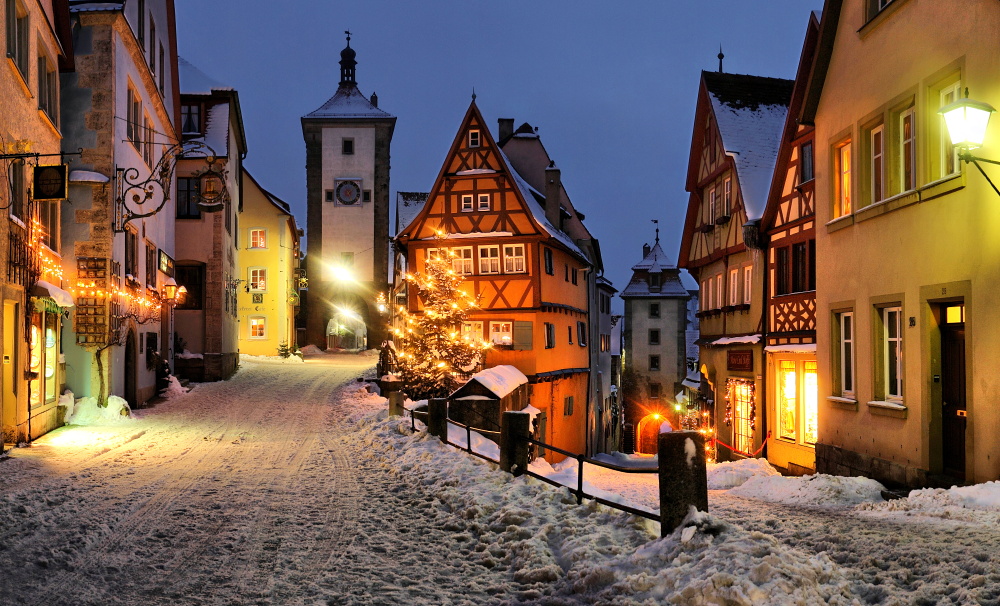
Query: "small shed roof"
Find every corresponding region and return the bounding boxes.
[454,365,528,399]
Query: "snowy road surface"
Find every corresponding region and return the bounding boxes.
[0,354,523,605]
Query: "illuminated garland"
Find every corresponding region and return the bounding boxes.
[723,377,756,431]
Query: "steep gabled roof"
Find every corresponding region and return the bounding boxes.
[178,56,231,95]
[395,192,428,236]
[703,71,793,221]
[630,241,676,272]
[621,240,689,298]
[178,57,247,159]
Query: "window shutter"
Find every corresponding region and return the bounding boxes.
[512,321,533,351]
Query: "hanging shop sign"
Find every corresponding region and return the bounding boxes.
[727,349,753,372]
[33,164,68,201]
[158,250,175,277]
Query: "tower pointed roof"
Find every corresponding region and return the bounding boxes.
[303,34,394,120]
[621,237,688,298]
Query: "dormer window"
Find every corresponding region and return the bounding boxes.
[468,130,480,148]
[649,272,661,290]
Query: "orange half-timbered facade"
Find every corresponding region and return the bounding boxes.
[679,71,792,462]
[761,13,821,474]
[396,101,595,457]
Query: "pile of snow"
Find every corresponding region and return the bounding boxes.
[298,344,325,355]
[592,451,658,470]
[731,472,885,507]
[64,395,133,426]
[176,350,203,359]
[660,420,674,433]
[239,353,304,364]
[858,481,1000,524]
[159,375,189,399]
[706,457,781,489]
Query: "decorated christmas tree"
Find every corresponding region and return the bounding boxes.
[391,236,491,399]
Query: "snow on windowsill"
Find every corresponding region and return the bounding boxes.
[827,396,857,405]
[868,400,906,411]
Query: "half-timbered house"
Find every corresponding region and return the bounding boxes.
[396,101,597,457]
[761,13,821,474]
[678,70,792,462]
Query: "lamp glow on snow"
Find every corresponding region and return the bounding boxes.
[939,96,995,150]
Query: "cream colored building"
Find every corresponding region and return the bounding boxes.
[238,170,300,356]
[811,0,1000,486]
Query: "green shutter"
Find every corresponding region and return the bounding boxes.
[512,320,532,351]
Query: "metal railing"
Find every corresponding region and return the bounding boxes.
[444,418,500,464]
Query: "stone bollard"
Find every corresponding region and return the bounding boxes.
[658,430,709,536]
[427,398,448,441]
[499,411,531,476]
[388,392,404,417]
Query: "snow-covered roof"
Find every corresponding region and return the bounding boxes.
[704,72,793,221]
[69,170,109,184]
[686,329,700,360]
[709,334,761,346]
[462,365,528,399]
[764,343,817,353]
[630,241,676,272]
[395,192,428,236]
[35,280,74,308]
[621,241,689,298]
[178,57,232,95]
[304,84,393,120]
[202,102,230,156]
[69,2,124,12]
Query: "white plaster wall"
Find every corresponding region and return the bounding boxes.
[321,125,375,283]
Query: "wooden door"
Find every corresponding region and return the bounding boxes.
[940,318,966,479]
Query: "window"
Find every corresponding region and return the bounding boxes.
[503,244,525,273]
[148,17,156,72]
[35,199,57,250]
[249,317,266,339]
[775,247,789,296]
[249,267,267,291]
[544,248,553,275]
[363,190,371,202]
[723,178,732,216]
[544,322,555,349]
[452,247,473,275]
[571,268,578,285]
[8,159,25,220]
[177,177,200,218]
[883,306,903,400]
[136,0,145,43]
[143,113,154,166]
[837,311,855,397]
[478,193,490,211]
[870,124,884,203]
[600,334,611,352]
[468,130,480,147]
[127,85,143,149]
[158,43,165,93]
[899,107,916,192]
[708,188,717,224]
[649,383,661,400]
[461,321,483,342]
[342,138,354,155]
[800,142,814,183]
[648,329,660,346]
[577,321,587,346]
[776,359,818,445]
[478,245,500,274]
[834,141,852,218]
[181,104,201,135]
[649,355,660,371]
[325,190,334,202]
[564,396,574,416]
[567,325,573,345]
[867,0,896,20]
[701,280,710,311]
[340,252,354,267]
[649,303,660,318]
[939,82,961,178]
[792,242,809,293]
[145,241,156,287]
[489,321,512,346]
[249,229,266,249]
[729,378,755,454]
[125,228,139,279]
[565,264,569,281]
[743,265,752,305]
[6,0,28,78]
[648,271,660,290]
[461,194,473,212]
[37,53,58,124]
[715,274,723,309]
[175,264,203,310]
[729,268,739,306]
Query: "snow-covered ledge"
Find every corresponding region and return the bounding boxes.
[868,400,907,419]
[826,395,857,411]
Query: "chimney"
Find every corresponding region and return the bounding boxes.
[544,161,561,228]
[371,91,378,108]
[643,243,651,258]
[498,118,514,143]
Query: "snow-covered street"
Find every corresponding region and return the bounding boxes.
[5,356,1000,605]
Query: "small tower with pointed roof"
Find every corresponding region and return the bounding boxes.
[301,33,396,350]
[620,227,692,454]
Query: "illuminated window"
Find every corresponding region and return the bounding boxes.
[708,187,717,224]
[743,265,752,305]
[729,268,739,306]
[502,244,525,273]
[870,124,884,203]
[461,321,483,341]
[715,274,723,308]
[249,229,266,249]
[468,130,480,147]
[883,306,903,400]
[899,107,916,192]
[461,194,473,212]
[728,378,756,454]
[778,360,797,441]
[249,267,266,291]
[490,321,512,346]
[939,82,961,178]
[834,141,852,218]
[723,178,732,215]
[478,245,500,274]
[250,317,266,339]
[478,193,490,211]
[452,247,473,275]
[837,311,855,397]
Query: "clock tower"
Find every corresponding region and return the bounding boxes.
[302,33,396,350]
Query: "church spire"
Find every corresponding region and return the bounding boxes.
[340,30,357,87]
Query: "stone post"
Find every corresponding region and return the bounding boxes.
[427,398,448,441]
[658,430,709,536]
[500,411,531,475]
[388,392,404,417]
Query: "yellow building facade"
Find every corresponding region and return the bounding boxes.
[237,171,300,356]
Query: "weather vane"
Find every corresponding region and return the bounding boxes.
[652,219,660,242]
[345,30,352,45]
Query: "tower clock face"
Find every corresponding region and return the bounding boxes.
[335,180,361,205]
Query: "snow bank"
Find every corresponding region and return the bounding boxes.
[65,396,133,426]
[731,473,885,507]
[239,353,304,364]
[858,481,1000,524]
[159,375,189,399]
[176,350,203,359]
[591,451,658,470]
[706,457,781,489]
[298,344,325,355]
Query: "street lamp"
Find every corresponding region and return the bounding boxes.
[939,91,999,195]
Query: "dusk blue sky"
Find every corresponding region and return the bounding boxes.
[176,1,814,307]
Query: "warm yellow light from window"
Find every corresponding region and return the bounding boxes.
[946,305,965,324]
